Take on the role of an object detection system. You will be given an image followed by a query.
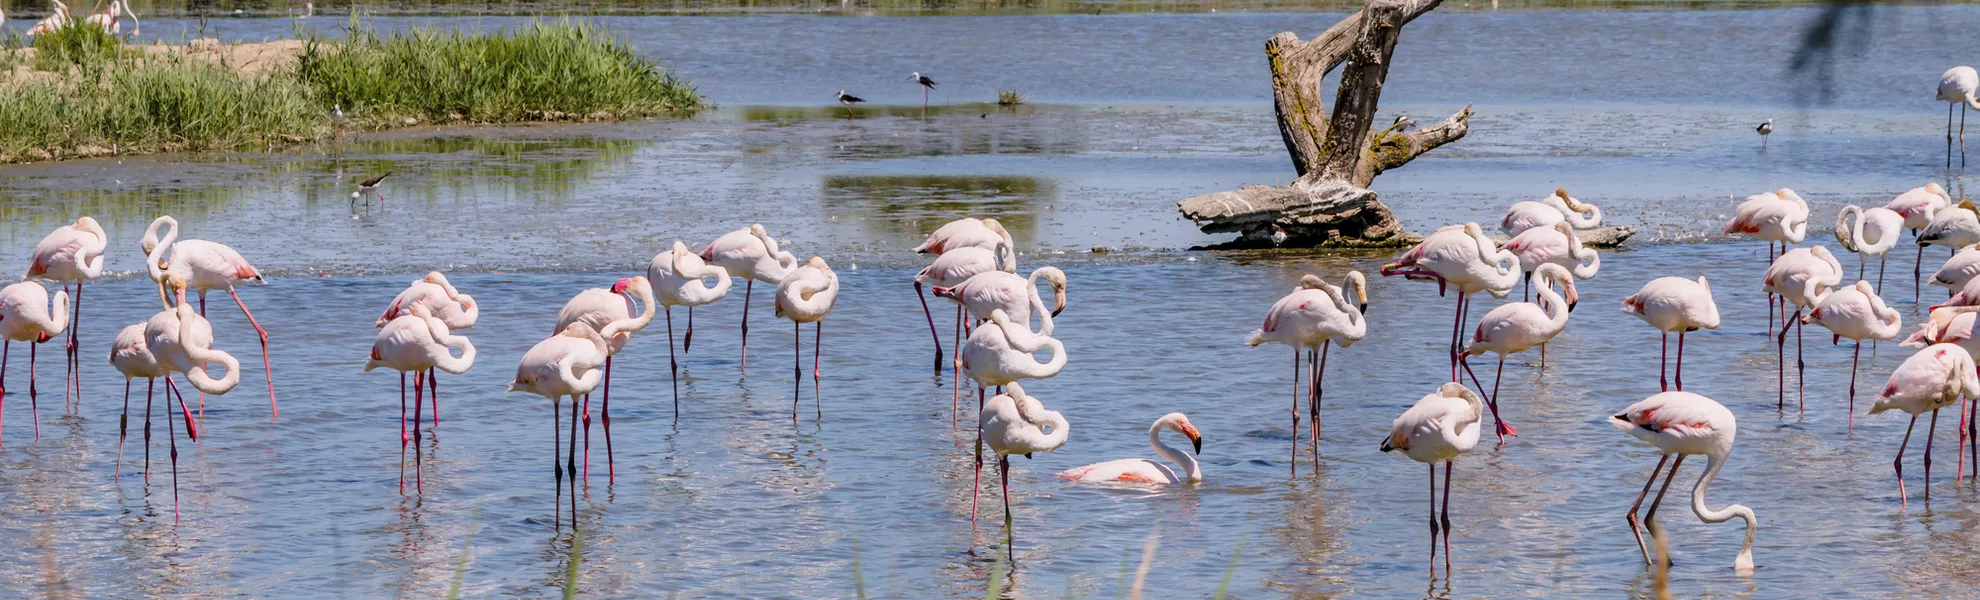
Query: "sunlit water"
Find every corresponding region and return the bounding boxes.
[5,4,1980,598]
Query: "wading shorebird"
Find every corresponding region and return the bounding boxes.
[1940,66,1980,168]
[1621,276,1720,393]
[1244,272,1367,470]
[836,90,864,118]
[1382,382,1486,576]
[1610,391,1757,573]
[1756,118,1774,147]
[26,215,107,413]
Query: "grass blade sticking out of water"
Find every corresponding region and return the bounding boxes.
[1127,528,1159,600]
[564,524,583,600]
[1210,536,1243,600]
[985,541,1007,600]
[851,537,867,600]
[446,508,480,599]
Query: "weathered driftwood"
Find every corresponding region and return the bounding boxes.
[1193,223,1636,251]
[1184,0,1484,247]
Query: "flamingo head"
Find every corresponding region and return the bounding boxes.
[611,277,633,294]
[931,285,957,300]
[1043,267,1068,317]
[806,256,831,271]
[1297,274,1326,290]
[422,271,449,286]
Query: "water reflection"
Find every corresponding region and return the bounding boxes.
[821,174,1053,246]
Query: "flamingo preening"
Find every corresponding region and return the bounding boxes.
[1834,204,1903,289]
[914,218,1016,375]
[702,225,799,372]
[775,256,840,420]
[649,240,732,413]
[1801,281,1901,430]
[1869,343,1980,505]
[145,276,240,521]
[0,281,68,443]
[1505,220,1600,301]
[1887,183,1952,302]
[1500,188,1601,237]
[142,216,278,419]
[1059,412,1201,484]
[1381,223,1520,382]
[1245,272,1367,471]
[25,215,105,413]
[960,308,1066,525]
[1461,263,1580,443]
[1382,382,1485,575]
[1621,276,1720,392]
[552,276,655,483]
[1610,391,1757,573]
[508,321,622,530]
[365,303,475,495]
[977,382,1068,559]
[376,271,477,428]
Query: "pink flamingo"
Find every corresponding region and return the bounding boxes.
[1244,272,1367,470]
[80,0,136,35]
[1381,382,1485,575]
[918,244,1014,410]
[1763,246,1844,409]
[25,215,105,412]
[141,216,278,419]
[1834,204,1904,290]
[1802,281,1901,430]
[977,382,1069,558]
[1725,188,1809,339]
[1903,306,1980,479]
[700,224,798,371]
[1380,222,1520,381]
[1888,183,1953,301]
[1621,276,1720,392]
[1609,391,1757,572]
[23,0,69,36]
[1869,343,1980,505]
[108,321,165,480]
[1505,220,1599,301]
[145,276,239,521]
[1928,247,1980,295]
[0,281,67,443]
[932,264,1064,421]
[376,271,477,429]
[961,308,1066,525]
[509,322,616,530]
[648,240,731,413]
[1059,413,1201,484]
[775,257,839,420]
[552,276,655,483]
[914,218,1015,373]
[1461,263,1579,443]
[1499,188,1601,237]
[365,303,475,495]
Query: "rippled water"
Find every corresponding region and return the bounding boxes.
[6,3,1980,598]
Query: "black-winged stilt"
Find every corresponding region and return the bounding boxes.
[836,90,864,118]
[1756,118,1773,148]
[910,72,937,111]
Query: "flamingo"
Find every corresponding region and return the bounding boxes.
[25,215,106,412]
[648,240,732,413]
[1930,246,1980,295]
[961,308,1066,524]
[24,0,69,36]
[1763,246,1844,409]
[914,218,1017,373]
[1902,306,1980,478]
[1940,66,1980,168]
[918,244,1016,410]
[1505,220,1600,300]
[1935,276,1980,309]
[1059,412,1201,484]
[1244,271,1367,470]
[108,321,167,481]
[145,276,240,521]
[1834,204,1904,289]
[1500,188,1601,237]
[1462,263,1579,443]
[1869,343,1980,504]
[932,266,1065,336]
[0,281,67,443]
[1888,183,1952,302]
[377,271,478,330]
[1802,281,1902,430]
[1920,200,1980,250]
[1726,188,1810,339]
[1609,391,1757,572]
[1380,222,1520,381]
[1621,276,1720,393]
[977,382,1069,558]
[141,216,278,419]
[1380,382,1485,574]
[776,256,840,420]
[552,276,656,483]
[81,0,136,35]
[701,224,799,371]
[365,303,475,495]
[508,321,621,530]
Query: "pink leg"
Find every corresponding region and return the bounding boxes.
[399,372,408,494]
[814,322,823,419]
[429,368,439,427]
[1849,342,1860,432]
[1449,292,1467,382]
[792,321,802,421]
[971,385,985,526]
[1441,461,1453,572]
[684,305,693,353]
[30,342,39,441]
[580,393,591,482]
[568,399,578,522]
[412,371,424,495]
[1659,332,1668,392]
[1489,357,1517,441]
[166,382,180,522]
[600,357,613,482]
[1427,462,1439,572]
[1624,454,1670,564]
[1290,348,1300,476]
[1313,341,1329,449]
[554,399,564,531]
[1675,331,1687,391]
[1000,455,1014,559]
[66,282,80,411]
[667,306,680,417]
[227,289,277,420]
[1795,311,1806,411]
[1926,409,1939,502]
[143,379,153,483]
[952,304,963,425]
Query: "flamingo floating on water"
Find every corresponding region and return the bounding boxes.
[649,240,731,413]
[1059,412,1200,484]
[25,215,105,413]
[1381,381,1486,575]
[1245,271,1366,470]
[1609,391,1757,573]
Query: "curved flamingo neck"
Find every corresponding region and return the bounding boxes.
[1691,450,1757,571]
[1149,422,1200,482]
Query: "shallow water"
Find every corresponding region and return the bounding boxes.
[6,3,1980,598]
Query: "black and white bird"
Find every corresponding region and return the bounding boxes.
[910,72,937,110]
[353,171,391,204]
[836,90,865,117]
[1393,113,1417,130]
[330,104,344,121]
[1756,118,1774,147]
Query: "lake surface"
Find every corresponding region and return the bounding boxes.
[4,3,1980,598]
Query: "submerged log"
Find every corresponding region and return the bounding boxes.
[1184,0,1502,248]
[1191,223,1636,251]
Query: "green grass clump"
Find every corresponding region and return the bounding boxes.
[299,19,702,124]
[32,23,126,72]
[0,52,325,162]
[996,89,1024,106]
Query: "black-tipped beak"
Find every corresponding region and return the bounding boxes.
[1191,437,1202,455]
[1051,307,1063,318]
[1359,303,1369,315]
[1568,301,1578,312]
[1024,452,1033,459]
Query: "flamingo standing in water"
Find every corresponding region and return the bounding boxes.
[1870,343,1980,504]
[1764,246,1844,409]
[935,264,1065,422]
[1931,249,1980,299]
[1888,183,1953,302]
[1940,66,1980,168]
[776,256,840,420]
[701,224,798,371]
[376,271,477,427]
[1621,276,1720,392]
[1462,263,1579,443]
[1802,281,1902,430]
[914,218,1016,374]
[141,216,278,419]
[553,276,655,483]
[1381,382,1485,575]
[25,216,105,412]
[1725,188,1809,339]
[508,321,620,530]
[1500,188,1601,237]
[1505,220,1600,301]
[1245,271,1367,470]
[918,243,1014,411]
[961,308,1066,525]
[1903,306,1980,478]
[978,382,1069,558]
[145,276,240,521]
[1920,201,1980,251]
[0,281,67,443]
[1835,204,1904,289]
[1059,412,1201,484]
[1380,222,1520,381]
[82,0,137,35]
[109,320,168,481]
[1610,391,1757,572]
[365,303,475,495]
[649,240,731,413]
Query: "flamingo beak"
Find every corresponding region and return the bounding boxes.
[1024,452,1033,459]
[1359,302,1370,316]
[1184,425,1202,455]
